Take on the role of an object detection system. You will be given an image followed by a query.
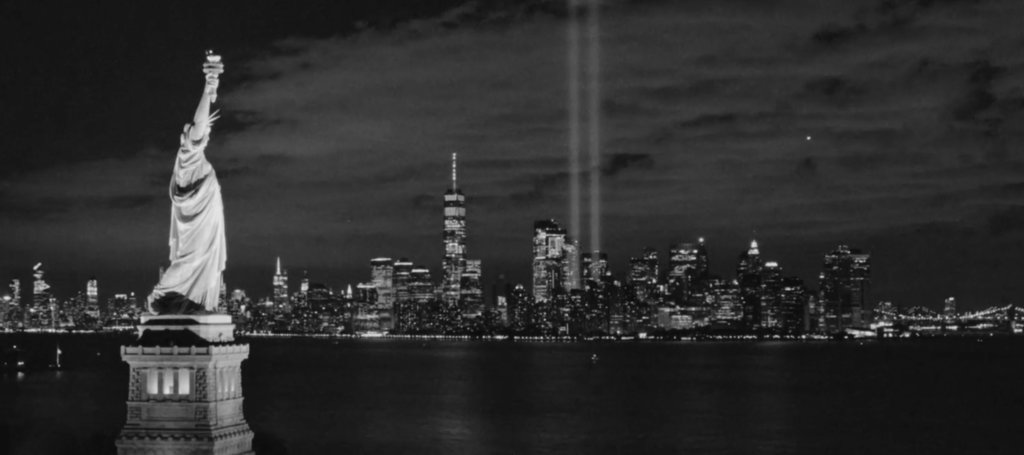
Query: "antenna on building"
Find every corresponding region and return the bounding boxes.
[276,256,281,275]
[451,152,458,191]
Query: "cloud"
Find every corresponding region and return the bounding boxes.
[986,206,1024,236]
[602,153,654,177]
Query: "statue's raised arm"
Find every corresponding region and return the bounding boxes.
[190,51,224,142]
[148,51,229,315]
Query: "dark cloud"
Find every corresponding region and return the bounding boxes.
[411,194,435,208]
[986,206,1024,236]
[800,76,865,107]
[511,171,569,203]
[795,157,818,177]
[951,60,1002,123]
[104,195,160,210]
[811,22,868,46]
[676,113,738,129]
[602,153,654,177]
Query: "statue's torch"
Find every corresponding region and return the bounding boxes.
[204,50,223,104]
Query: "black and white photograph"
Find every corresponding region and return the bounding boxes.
[1,0,1023,453]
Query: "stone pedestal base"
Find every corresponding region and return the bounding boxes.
[140,313,236,343]
[116,315,253,455]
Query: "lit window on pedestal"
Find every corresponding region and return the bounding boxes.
[147,369,159,394]
[162,369,175,395]
[177,369,190,395]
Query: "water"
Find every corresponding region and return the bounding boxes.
[2,334,1022,454]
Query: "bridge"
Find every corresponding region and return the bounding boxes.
[873,304,1023,335]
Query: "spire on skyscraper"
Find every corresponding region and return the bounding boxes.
[276,256,281,275]
[451,152,458,191]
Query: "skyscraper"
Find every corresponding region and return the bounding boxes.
[409,266,435,304]
[667,239,708,304]
[759,261,783,329]
[779,276,809,333]
[8,278,20,308]
[507,283,532,331]
[442,153,467,311]
[370,258,395,309]
[709,278,742,322]
[393,259,414,304]
[563,239,581,292]
[532,219,568,302]
[819,245,871,333]
[582,251,608,283]
[299,270,310,296]
[272,257,288,307]
[943,297,957,320]
[736,240,763,329]
[86,277,100,318]
[628,247,659,304]
[460,259,483,315]
[29,263,53,328]
[32,263,50,309]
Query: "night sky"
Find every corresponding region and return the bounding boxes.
[2,0,1023,311]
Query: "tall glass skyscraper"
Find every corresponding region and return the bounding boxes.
[442,153,467,311]
[370,257,395,309]
[272,257,288,307]
[532,219,568,302]
[819,244,871,333]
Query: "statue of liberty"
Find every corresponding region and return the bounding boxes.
[147,51,227,315]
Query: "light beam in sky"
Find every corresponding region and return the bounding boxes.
[586,0,602,259]
[568,0,582,248]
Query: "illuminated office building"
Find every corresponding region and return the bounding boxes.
[759,261,783,329]
[299,270,309,296]
[943,297,957,320]
[355,283,377,308]
[442,153,467,311]
[736,240,763,329]
[506,284,533,330]
[370,258,395,309]
[582,251,608,283]
[709,278,742,322]
[779,276,809,332]
[409,266,435,304]
[460,259,483,315]
[393,259,414,304]
[628,247,659,303]
[9,278,20,308]
[819,245,871,332]
[32,263,51,310]
[272,257,288,307]
[532,219,568,302]
[86,277,100,318]
[563,240,581,292]
[667,239,708,303]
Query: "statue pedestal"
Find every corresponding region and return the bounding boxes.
[139,313,237,343]
[115,314,254,455]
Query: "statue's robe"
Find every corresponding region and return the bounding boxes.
[148,125,226,313]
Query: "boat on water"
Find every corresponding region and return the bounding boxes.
[1,345,27,372]
[46,343,63,370]
[1,343,67,372]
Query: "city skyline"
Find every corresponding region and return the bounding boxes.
[3,0,1024,310]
